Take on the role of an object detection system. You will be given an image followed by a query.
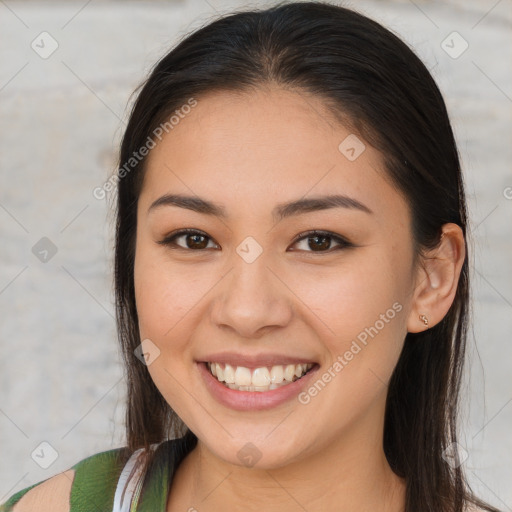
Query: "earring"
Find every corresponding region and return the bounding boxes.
[419,314,429,328]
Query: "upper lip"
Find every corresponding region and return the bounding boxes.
[197,352,317,369]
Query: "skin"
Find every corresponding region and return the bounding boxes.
[133,85,465,512]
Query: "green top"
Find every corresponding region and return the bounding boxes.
[0,434,197,511]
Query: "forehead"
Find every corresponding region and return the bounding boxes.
[139,87,408,223]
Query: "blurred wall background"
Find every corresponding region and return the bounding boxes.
[0,0,511,508]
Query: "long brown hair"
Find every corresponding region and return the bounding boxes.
[112,2,501,510]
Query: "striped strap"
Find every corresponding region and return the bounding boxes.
[112,445,157,512]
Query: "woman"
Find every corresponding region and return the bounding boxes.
[1,2,501,511]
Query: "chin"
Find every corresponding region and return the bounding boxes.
[203,433,311,470]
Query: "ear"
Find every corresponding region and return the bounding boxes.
[407,223,466,333]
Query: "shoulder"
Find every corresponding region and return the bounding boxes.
[6,470,75,512]
[0,446,132,512]
[1,436,196,512]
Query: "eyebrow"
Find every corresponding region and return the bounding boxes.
[148,193,373,221]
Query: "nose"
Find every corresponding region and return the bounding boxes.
[210,253,293,339]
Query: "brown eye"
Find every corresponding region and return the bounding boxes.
[158,229,352,254]
[182,233,209,249]
[306,234,331,251]
[158,229,218,250]
[291,230,353,253]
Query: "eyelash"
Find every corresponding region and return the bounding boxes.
[157,228,353,254]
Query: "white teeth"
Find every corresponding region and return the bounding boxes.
[223,363,235,384]
[252,367,271,386]
[284,364,296,382]
[294,364,304,378]
[234,366,252,386]
[215,363,224,381]
[207,362,314,391]
[270,365,284,384]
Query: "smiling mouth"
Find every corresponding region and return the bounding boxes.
[206,361,316,392]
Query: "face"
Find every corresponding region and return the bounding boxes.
[133,86,417,470]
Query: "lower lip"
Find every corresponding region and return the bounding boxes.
[196,362,320,411]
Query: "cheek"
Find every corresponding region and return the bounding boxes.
[133,241,224,399]
[291,251,408,344]
[134,243,203,340]
[288,252,409,430]
[133,244,205,414]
